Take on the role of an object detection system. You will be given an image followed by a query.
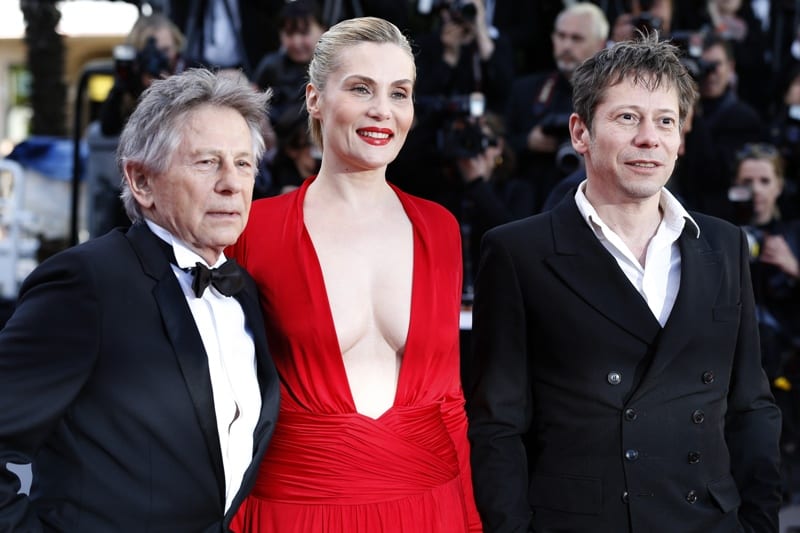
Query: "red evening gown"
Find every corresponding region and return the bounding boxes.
[228,177,482,532]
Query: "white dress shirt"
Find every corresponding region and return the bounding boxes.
[146,220,261,512]
[574,182,700,326]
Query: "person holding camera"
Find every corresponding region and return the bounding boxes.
[767,64,800,220]
[99,13,186,137]
[92,13,187,239]
[454,112,533,295]
[732,142,800,500]
[505,2,608,213]
[611,0,674,43]
[414,0,514,116]
[389,0,512,211]
[732,143,800,380]
[697,33,765,216]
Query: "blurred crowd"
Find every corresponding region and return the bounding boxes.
[92,0,800,501]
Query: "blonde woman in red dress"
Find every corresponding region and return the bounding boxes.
[229,16,482,533]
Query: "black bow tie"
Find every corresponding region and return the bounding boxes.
[188,259,245,298]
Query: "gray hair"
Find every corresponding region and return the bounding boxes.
[118,68,271,223]
[571,31,698,134]
[556,2,609,43]
[306,16,415,149]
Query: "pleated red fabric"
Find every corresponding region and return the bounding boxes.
[228,178,482,532]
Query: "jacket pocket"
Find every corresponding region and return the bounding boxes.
[707,473,742,513]
[529,473,602,515]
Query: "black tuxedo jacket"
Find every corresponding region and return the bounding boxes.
[0,223,280,532]
[465,196,782,533]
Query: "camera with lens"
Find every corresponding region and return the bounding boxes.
[538,112,582,175]
[743,226,766,260]
[538,112,571,138]
[417,93,495,160]
[728,183,764,260]
[670,31,718,83]
[679,56,718,83]
[770,104,800,164]
[439,116,497,160]
[113,36,171,96]
[631,12,662,35]
[450,0,477,23]
[433,0,477,24]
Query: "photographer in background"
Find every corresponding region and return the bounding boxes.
[414,0,514,116]
[610,0,674,43]
[99,13,185,137]
[390,0,512,205]
[731,143,800,376]
[505,2,608,213]
[697,33,765,218]
[767,64,800,220]
[455,112,532,297]
[94,13,186,237]
[730,142,800,499]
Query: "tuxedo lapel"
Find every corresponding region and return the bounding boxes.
[234,285,275,445]
[226,278,280,522]
[544,199,662,345]
[632,227,723,401]
[126,224,226,500]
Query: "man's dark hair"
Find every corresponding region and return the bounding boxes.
[571,31,699,133]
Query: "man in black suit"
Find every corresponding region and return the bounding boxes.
[504,2,609,213]
[698,33,766,220]
[0,68,279,532]
[169,0,284,78]
[465,33,782,533]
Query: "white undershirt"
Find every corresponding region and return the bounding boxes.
[574,182,700,326]
[146,220,261,512]
[751,0,770,32]
[203,0,242,68]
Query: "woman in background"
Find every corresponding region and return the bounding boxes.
[733,142,800,501]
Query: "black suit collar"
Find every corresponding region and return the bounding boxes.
[126,223,280,522]
[546,198,662,344]
[546,201,724,399]
[632,228,722,401]
[125,223,227,502]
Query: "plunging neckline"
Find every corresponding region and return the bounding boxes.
[297,178,419,419]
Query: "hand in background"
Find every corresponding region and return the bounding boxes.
[761,234,800,279]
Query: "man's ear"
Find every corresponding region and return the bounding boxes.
[306,83,321,119]
[124,161,154,209]
[569,113,590,156]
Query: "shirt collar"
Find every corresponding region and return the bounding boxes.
[574,179,700,239]
[144,219,226,269]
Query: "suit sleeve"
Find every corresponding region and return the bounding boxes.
[0,252,100,531]
[465,229,533,532]
[726,229,783,533]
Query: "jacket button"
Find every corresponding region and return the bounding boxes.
[624,449,639,461]
[621,491,629,504]
[686,490,698,504]
[624,408,638,421]
[692,410,705,424]
[687,451,701,464]
[702,371,715,384]
[607,371,622,385]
